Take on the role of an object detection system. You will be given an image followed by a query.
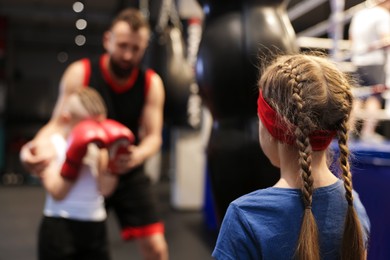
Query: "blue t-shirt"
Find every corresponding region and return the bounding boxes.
[212,180,370,260]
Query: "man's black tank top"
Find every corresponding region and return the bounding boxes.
[81,54,155,144]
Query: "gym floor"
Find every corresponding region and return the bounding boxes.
[0,179,218,260]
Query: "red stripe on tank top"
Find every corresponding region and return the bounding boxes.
[81,58,91,86]
[144,69,155,98]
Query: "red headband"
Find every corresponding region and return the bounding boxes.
[257,90,336,151]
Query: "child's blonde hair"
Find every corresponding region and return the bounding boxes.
[67,87,107,121]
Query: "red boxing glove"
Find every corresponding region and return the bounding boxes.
[100,119,135,174]
[61,119,108,180]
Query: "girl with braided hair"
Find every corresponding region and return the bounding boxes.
[212,53,370,260]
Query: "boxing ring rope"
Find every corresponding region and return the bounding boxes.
[290,1,366,38]
[288,0,365,62]
[297,37,390,120]
[288,0,329,21]
[288,0,390,121]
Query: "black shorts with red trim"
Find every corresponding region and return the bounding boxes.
[105,165,165,240]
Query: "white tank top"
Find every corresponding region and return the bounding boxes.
[43,134,106,221]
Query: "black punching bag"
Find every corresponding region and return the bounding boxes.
[143,0,194,127]
[196,0,298,224]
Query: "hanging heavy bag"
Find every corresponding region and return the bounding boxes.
[195,0,299,224]
[196,0,298,121]
[142,0,194,128]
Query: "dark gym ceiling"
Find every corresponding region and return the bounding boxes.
[0,0,365,50]
[0,0,128,49]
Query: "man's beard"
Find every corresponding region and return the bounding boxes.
[109,58,134,79]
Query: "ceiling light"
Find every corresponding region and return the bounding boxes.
[75,35,86,46]
[75,19,87,30]
[73,2,84,13]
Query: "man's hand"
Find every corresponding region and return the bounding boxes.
[20,140,53,177]
[111,144,145,175]
[100,119,135,174]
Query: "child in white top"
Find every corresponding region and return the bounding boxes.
[31,87,125,260]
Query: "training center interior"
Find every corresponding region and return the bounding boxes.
[0,0,390,259]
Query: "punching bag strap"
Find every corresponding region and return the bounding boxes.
[139,0,150,20]
[156,0,183,33]
[168,0,182,31]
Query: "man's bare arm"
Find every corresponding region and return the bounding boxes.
[20,61,86,175]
